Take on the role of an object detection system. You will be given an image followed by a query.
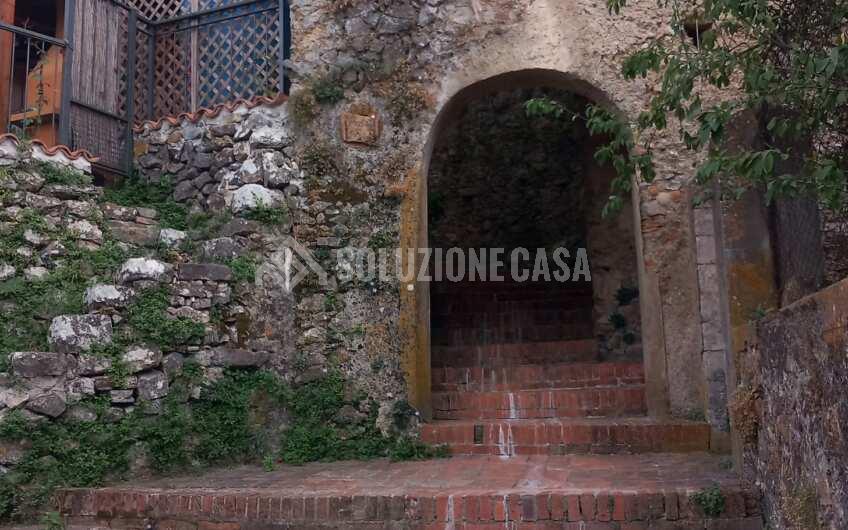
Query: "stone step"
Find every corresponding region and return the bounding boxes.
[58,454,761,529]
[420,417,712,455]
[432,361,644,392]
[432,339,599,368]
[432,385,646,420]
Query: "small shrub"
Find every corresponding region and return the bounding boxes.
[288,89,319,128]
[608,312,627,330]
[104,176,189,230]
[228,255,258,283]
[615,286,639,306]
[244,202,289,226]
[692,485,725,518]
[388,437,449,461]
[312,75,345,104]
[125,288,205,349]
[300,141,340,181]
[750,304,769,322]
[263,454,276,472]
[368,230,394,250]
[323,292,342,312]
[30,161,92,187]
[41,510,63,530]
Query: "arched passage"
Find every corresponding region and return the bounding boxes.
[401,70,672,430]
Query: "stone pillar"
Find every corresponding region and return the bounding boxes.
[694,199,731,451]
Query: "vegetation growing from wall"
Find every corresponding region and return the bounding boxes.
[692,485,726,518]
[0,368,445,522]
[104,175,190,230]
[281,371,446,464]
[597,0,848,211]
[0,211,129,368]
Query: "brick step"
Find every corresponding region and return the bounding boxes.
[433,385,645,420]
[58,454,761,530]
[434,298,595,313]
[420,417,712,456]
[432,361,644,392]
[431,307,593,327]
[432,339,599,368]
[432,323,595,345]
[432,280,594,292]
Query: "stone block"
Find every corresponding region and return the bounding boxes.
[117,258,173,284]
[122,345,163,373]
[210,347,269,367]
[26,393,67,417]
[695,235,717,265]
[137,371,169,401]
[178,263,233,282]
[85,284,134,311]
[48,314,113,354]
[340,109,381,146]
[9,352,63,377]
[110,389,135,404]
[107,220,160,247]
[77,354,113,376]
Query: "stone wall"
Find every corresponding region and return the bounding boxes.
[733,279,848,529]
[0,151,290,430]
[133,97,410,426]
[288,0,725,420]
[0,123,419,489]
[2,0,736,468]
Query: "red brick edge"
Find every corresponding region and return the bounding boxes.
[59,488,762,527]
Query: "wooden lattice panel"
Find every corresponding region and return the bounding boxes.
[133,24,154,122]
[127,0,184,21]
[196,2,280,108]
[153,28,191,117]
[115,8,132,120]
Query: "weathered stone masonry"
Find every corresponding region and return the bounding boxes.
[731,279,848,529]
[139,0,730,436]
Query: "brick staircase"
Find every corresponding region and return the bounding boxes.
[56,280,761,529]
[422,278,713,456]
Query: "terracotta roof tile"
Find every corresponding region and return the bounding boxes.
[133,93,288,133]
[0,133,100,164]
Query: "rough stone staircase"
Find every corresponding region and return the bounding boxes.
[421,278,712,456]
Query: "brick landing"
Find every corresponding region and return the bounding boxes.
[59,454,762,529]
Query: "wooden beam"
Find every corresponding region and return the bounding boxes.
[0,0,16,133]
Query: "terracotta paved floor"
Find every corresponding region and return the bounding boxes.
[108,453,739,496]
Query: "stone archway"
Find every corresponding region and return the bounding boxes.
[400,69,671,424]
